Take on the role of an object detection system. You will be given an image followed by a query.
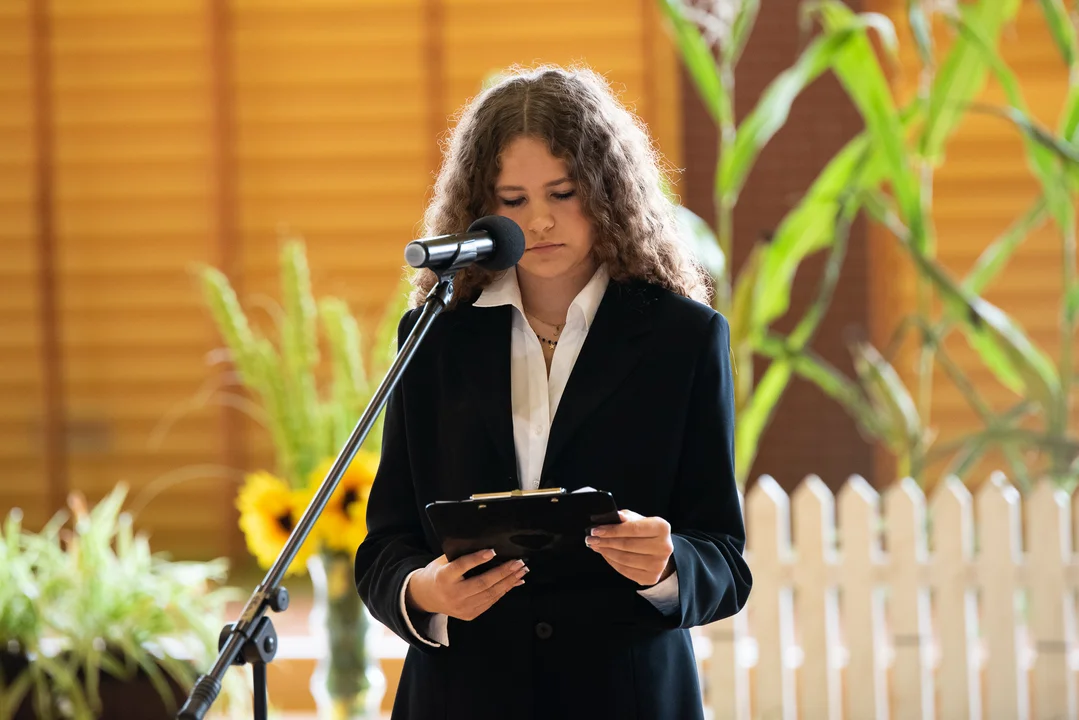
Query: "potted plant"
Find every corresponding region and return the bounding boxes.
[196,237,410,719]
[0,486,250,720]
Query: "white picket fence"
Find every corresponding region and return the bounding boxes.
[702,472,1079,720]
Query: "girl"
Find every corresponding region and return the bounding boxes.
[355,65,751,720]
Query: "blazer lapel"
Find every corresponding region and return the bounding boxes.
[450,304,519,493]
[540,281,656,487]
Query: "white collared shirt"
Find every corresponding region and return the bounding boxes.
[399,265,679,647]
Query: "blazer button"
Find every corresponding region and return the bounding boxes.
[534,622,553,640]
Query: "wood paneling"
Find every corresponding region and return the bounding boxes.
[0,0,682,560]
[0,1,49,529]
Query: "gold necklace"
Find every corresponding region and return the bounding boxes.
[524,310,565,335]
[536,333,558,349]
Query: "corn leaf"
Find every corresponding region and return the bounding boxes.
[1066,285,1079,325]
[813,3,926,250]
[757,334,882,439]
[675,205,726,289]
[922,0,1022,161]
[753,134,878,330]
[720,25,864,201]
[660,0,731,128]
[953,15,1078,231]
[1037,0,1079,70]
[963,198,1049,294]
[727,0,760,66]
[907,0,934,68]
[850,337,923,454]
[735,360,792,485]
[878,197,1062,410]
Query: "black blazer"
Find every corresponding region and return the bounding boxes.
[355,278,751,720]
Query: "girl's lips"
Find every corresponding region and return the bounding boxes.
[528,244,563,252]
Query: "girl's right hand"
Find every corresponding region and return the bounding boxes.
[405,549,529,621]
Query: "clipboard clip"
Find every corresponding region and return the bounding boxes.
[469,487,566,500]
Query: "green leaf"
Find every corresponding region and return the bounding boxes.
[729,242,764,411]
[813,3,924,249]
[726,0,760,66]
[660,0,731,128]
[734,360,792,485]
[753,134,877,329]
[963,198,1049,294]
[757,334,883,439]
[319,297,366,433]
[1066,285,1079,325]
[1060,86,1079,142]
[850,336,923,453]
[720,25,863,201]
[674,205,726,287]
[875,195,1062,409]
[907,0,935,68]
[1037,0,1079,70]
[922,0,1022,161]
[279,239,320,479]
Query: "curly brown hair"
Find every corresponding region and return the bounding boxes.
[410,64,710,308]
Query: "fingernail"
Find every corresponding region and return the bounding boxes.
[515,579,525,587]
[486,549,496,559]
[513,559,525,569]
[591,528,605,537]
[520,565,530,575]
[585,537,598,546]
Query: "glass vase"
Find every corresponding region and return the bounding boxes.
[306,550,385,720]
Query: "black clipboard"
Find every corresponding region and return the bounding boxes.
[425,487,621,580]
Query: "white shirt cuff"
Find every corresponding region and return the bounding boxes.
[637,570,680,616]
[398,569,449,647]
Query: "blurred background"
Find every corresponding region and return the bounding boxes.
[3,0,1078,718]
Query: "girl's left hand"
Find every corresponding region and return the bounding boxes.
[585,510,675,586]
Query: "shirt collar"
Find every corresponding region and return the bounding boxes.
[474,264,610,331]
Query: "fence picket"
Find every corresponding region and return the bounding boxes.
[723,473,1079,720]
[707,490,751,720]
[929,477,980,720]
[1026,479,1076,720]
[746,476,796,720]
[838,475,888,720]
[792,476,842,720]
[976,473,1027,720]
[885,478,934,720]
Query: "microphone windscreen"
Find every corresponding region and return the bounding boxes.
[468,215,525,271]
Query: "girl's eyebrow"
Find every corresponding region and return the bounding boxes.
[495,176,573,192]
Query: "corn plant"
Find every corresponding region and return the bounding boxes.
[664,0,1079,487]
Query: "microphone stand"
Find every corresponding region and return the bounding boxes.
[178,270,457,720]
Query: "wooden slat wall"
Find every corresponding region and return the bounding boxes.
[869,0,1079,484]
[0,0,49,530]
[48,0,225,557]
[0,0,681,560]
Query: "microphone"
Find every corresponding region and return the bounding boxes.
[404,215,525,272]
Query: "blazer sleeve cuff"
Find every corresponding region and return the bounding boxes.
[398,569,447,648]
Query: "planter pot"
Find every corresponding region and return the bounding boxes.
[1,649,191,720]
[1,649,35,720]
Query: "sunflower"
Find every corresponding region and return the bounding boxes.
[236,471,316,576]
[307,451,379,553]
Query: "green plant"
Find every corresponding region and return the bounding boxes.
[198,238,409,490]
[0,486,250,720]
[662,0,896,484]
[663,0,1079,487]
